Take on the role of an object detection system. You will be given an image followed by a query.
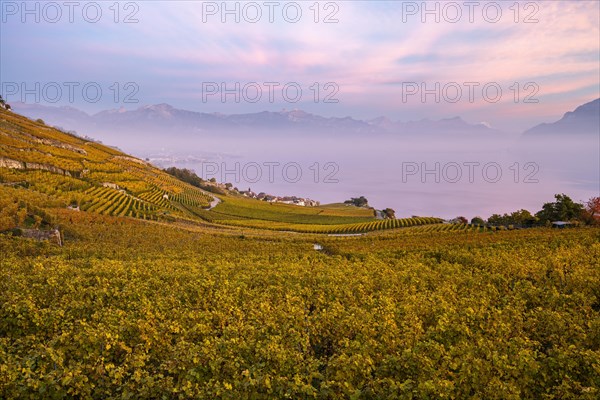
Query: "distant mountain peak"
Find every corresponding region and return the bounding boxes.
[368,116,392,123]
[367,116,396,131]
[141,103,174,111]
[524,98,599,136]
[282,109,313,121]
[100,106,128,115]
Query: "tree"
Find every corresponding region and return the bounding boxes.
[471,216,485,225]
[455,216,468,224]
[487,209,537,227]
[164,167,204,187]
[164,167,226,195]
[509,209,537,227]
[383,208,396,219]
[582,196,600,225]
[0,96,10,110]
[536,194,584,223]
[345,196,369,207]
[487,214,504,226]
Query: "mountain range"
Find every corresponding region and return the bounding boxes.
[11,102,499,141]
[10,98,599,144]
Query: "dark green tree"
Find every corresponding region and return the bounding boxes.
[487,213,505,226]
[164,167,226,195]
[471,216,485,225]
[536,194,584,223]
[509,209,537,226]
[345,196,369,207]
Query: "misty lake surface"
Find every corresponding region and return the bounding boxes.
[140,134,598,220]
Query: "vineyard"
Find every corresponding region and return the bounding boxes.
[80,186,161,220]
[213,215,444,234]
[0,110,215,224]
[1,210,599,399]
[209,197,375,225]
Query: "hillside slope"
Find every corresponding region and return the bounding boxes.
[1,108,444,233]
[0,108,215,227]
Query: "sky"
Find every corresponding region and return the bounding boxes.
[1,0,599,132]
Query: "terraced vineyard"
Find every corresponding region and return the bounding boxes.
[0,109,214,224]
[79,186,160,219]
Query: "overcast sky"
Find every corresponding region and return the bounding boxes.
[1,0,599,132]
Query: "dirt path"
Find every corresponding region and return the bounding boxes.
[208,196,221,210]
